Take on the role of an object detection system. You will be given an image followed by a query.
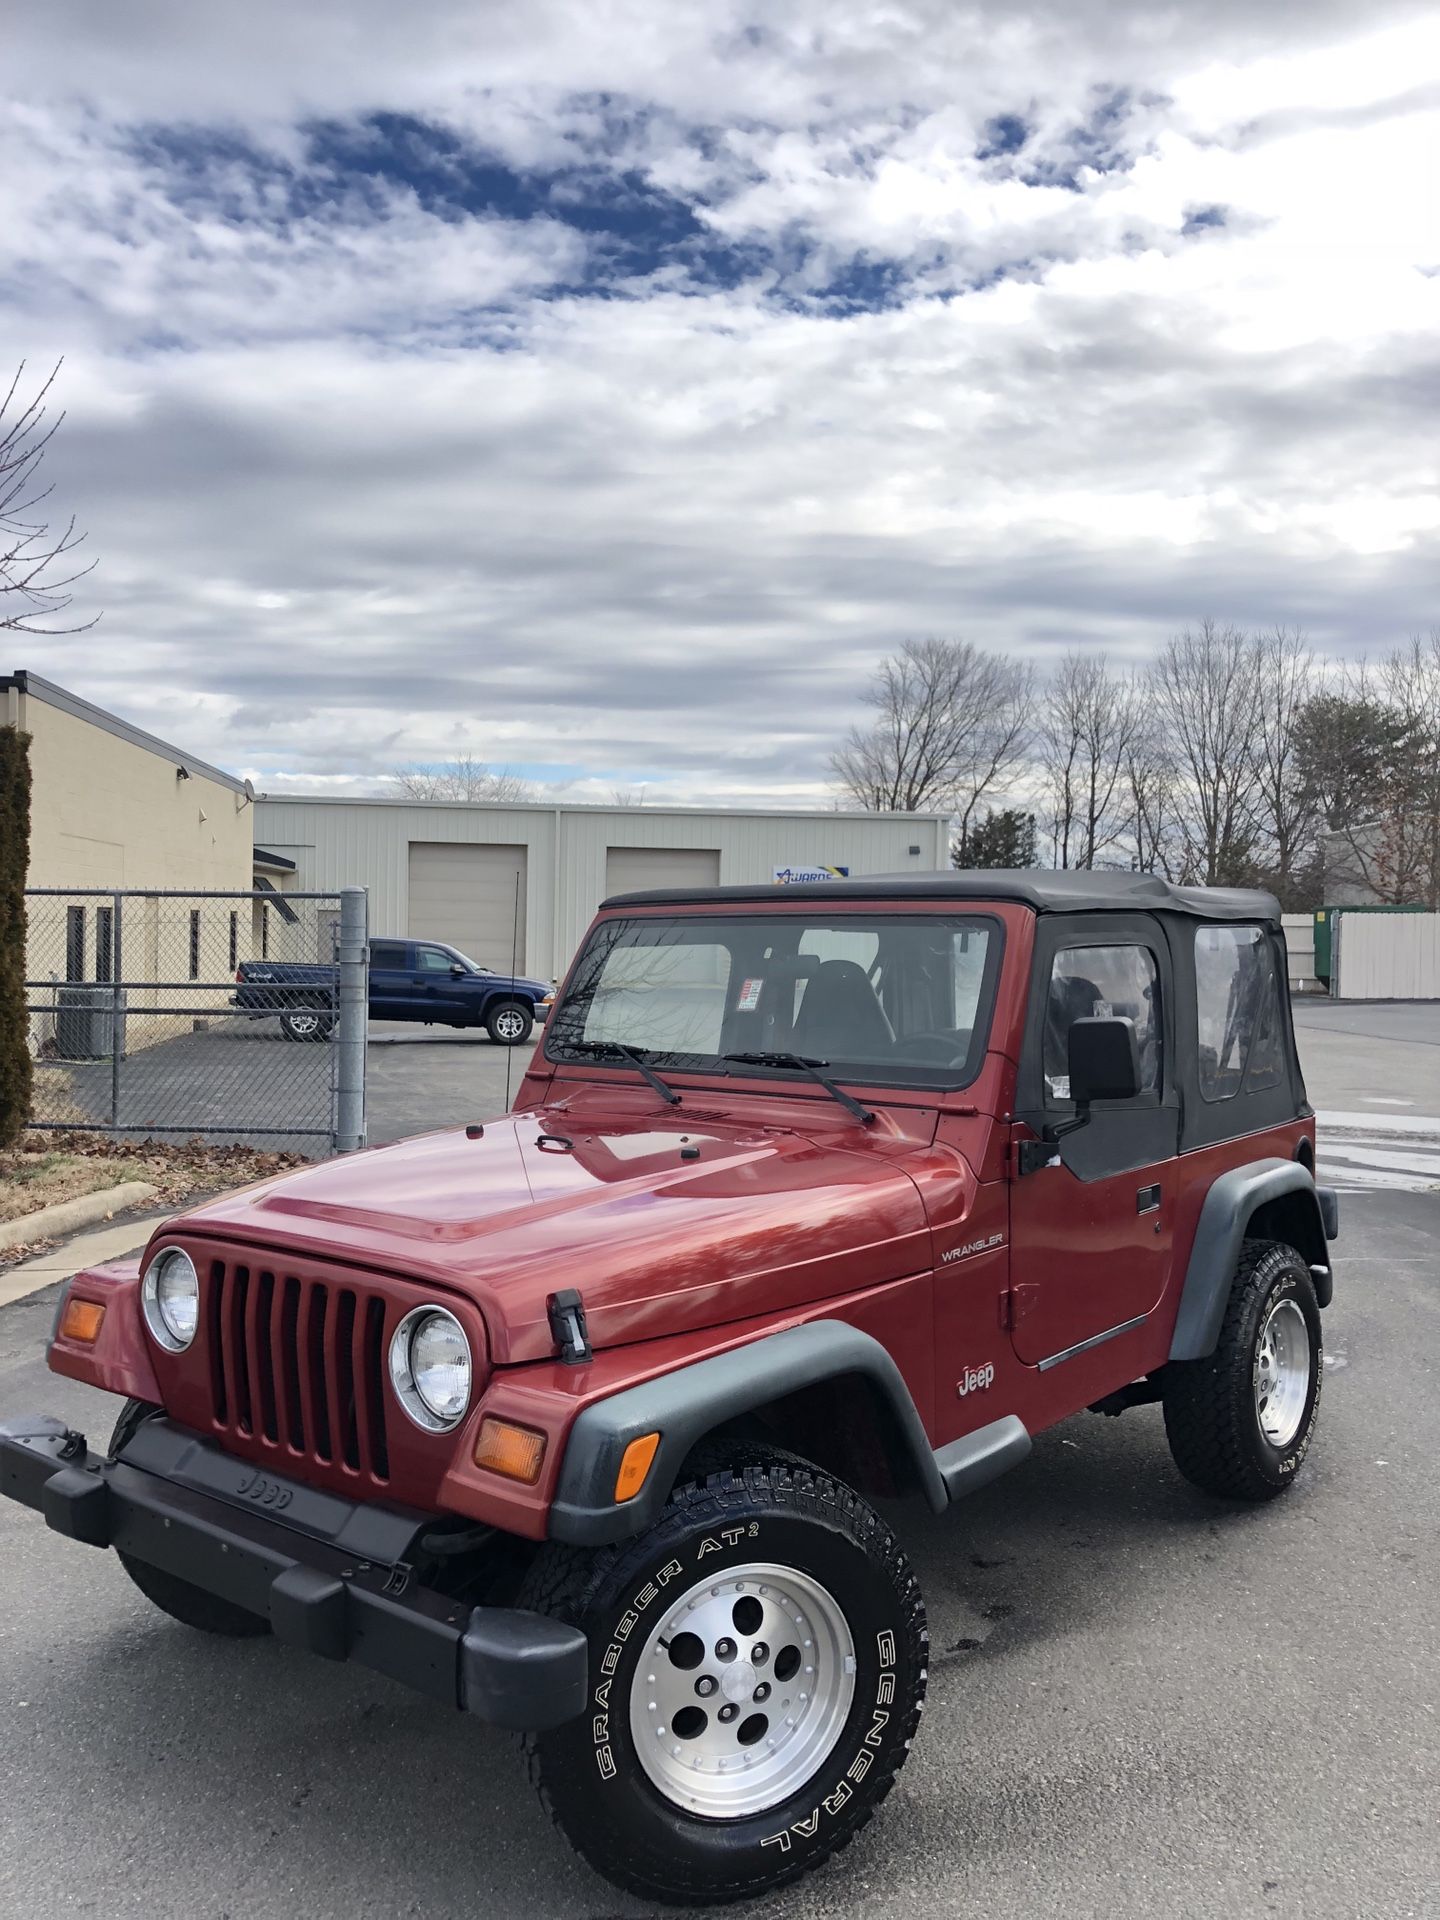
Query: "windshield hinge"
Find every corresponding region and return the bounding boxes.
[547,1289,592,1366]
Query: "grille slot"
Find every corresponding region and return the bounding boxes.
[204,1259,389,1482]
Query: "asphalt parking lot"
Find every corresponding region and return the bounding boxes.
[1,1003,1436,1918]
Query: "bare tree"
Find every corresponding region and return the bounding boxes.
[831,637,1032,842]
[1251,625,1318,905]
[1374,631,1440,909]
[1,361,97,635]
[1119,709,1184,877]
[1149,620,1263,885]
[609,786,647,806]
[390,754,534,803]
[1037,653,1144,868]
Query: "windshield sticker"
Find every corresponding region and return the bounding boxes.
[736,977,764,1012]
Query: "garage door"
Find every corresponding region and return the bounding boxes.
[407,843,527,972]
[605,847,722,899]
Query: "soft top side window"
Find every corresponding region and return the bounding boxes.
[1195,924,1282,1101]
[1043,943,1161,1103]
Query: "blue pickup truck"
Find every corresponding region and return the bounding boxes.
[232,938,553,1045]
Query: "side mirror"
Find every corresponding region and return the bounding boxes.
[449,963,466,977]
[1068,1016,1141,1107]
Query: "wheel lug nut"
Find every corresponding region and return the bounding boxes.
[718,1703,739,1723]
[695,1675,717,1697]
[715,1638,736,1661]
[754,1682,771,1703]
[751,1641,769,1664]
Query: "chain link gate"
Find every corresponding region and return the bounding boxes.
[23,887,367,1154]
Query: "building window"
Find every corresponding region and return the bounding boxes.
[95,907,114,984]
[66,905,86,982]
[228,911,238,972]
[189,909,201,981]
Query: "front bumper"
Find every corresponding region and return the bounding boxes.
[0,1413,586,1731]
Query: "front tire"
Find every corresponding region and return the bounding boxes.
[518,1451,927,1906]
[109,1401,271,1637]
[485,1000,533,1046]
[1163,1239,1323,1501]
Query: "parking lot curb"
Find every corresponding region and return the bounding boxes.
[0,1187,163,1307]
[0,1182,159,1257]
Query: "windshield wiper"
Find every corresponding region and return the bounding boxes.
[721,1052,874,1125]
[565,1040,681,1106]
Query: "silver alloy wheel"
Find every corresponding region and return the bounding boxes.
[494,1007,526,1041]
[629,1563,857,1820]
[287,1011,319,1035]
[1253,1295,1311,1448]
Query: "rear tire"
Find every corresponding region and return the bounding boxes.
[485,1000,532,1046]
[109,1401,271,1638]
[1163,1239,1322,1502]
[517,1450,927,1905]
[279,1009,333,1042]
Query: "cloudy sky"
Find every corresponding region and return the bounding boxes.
[3,2,1436,806]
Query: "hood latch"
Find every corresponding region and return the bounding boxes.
[547,1289,592,1366]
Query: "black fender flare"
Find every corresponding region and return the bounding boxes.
[1169,1158,1336,1363]
[547,1319,952,1546]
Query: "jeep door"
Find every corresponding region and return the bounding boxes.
[1007,913,1178,1369]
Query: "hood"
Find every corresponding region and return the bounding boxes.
[178,1094,936,1363]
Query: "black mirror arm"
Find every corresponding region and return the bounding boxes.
[1042,1099,1091,1146]
[1017,1100,1093,1177]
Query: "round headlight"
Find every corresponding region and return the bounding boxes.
[142,1249,199,1352]
[389,1306,471,1432]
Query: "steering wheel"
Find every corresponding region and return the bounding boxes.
[890,1030,970,1066]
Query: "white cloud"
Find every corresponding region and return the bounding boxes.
[2,2,1436,804]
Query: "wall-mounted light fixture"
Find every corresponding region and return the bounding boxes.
[176,765,190,781]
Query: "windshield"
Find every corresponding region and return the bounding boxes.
[545,911,1002,1090]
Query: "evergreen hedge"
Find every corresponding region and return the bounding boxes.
[0,725,33,1148]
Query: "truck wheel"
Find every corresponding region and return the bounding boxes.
[517,1451,927,1905]
[1162,1240,1323,1502]
[279,1010,333,1042]
[485,1000,532,1046]
[109,1401,270,1638]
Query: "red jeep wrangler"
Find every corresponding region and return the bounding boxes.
[1,872,1337,1905]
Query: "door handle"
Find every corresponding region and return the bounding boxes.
[1136,1183,1161,1214]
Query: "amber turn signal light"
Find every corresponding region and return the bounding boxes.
[473,1417,547,1485]
[614,1431,661,1502]
[58,1297,106,1344]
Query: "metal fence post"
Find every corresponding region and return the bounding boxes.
[334,887,368,1152]
[110,889,123,1127]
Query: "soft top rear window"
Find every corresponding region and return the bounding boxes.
[547,911,1004,1090]
[1195,923,1284,1101]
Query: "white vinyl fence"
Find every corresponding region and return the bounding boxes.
[1333,911,1440,1000]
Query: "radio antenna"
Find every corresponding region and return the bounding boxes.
[503,865,521,1112]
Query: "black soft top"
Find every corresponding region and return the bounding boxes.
[602,868,1283,927]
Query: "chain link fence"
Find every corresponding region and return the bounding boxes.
[23,888,367,1154]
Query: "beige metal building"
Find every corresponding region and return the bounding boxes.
[4,671,253,895]
[4,670,259,1054]
[253,796,951,980]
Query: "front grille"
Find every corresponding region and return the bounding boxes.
[204,1258,390,1481]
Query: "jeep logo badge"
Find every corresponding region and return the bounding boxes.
[956,1363,996,1398]
[236,1468,293,1510]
